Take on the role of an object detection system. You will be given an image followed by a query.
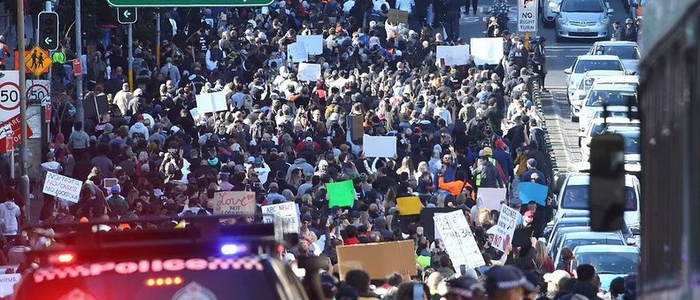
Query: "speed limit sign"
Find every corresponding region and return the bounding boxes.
[26,80,50,104]
[0,71,20,124]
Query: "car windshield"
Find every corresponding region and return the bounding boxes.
[594,46,641,60]
[574,60,624,74]
[576,252,639,274]
[561,185,638,210]
[562,0,604,13]
[13,257,286,300]
[562,238,625,253]
[585,91,637,107]
[589,123,639,138]
[621,133,641,154]
[593,111,639,120]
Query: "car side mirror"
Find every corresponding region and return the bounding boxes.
[589,134,626,232]
[564,68,572,74]
[627,71,637,75]
[607,8,614,15]
[630,227,641,235]
[626,237,637,245]
[552,7,560,14]
[578,95,586,100]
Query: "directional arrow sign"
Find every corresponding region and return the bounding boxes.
[44,37,53,45]
[117,7,137,24]
[108,0,273,7]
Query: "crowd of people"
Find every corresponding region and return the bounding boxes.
[0,0,635,300]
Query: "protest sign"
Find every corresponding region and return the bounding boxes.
[518,182,549,206]
[103,178,118,190]
[362,135,397,158]
[287,42,308,63]
[337,240,417,280]
[196,91,228,114]
[470,38,504,65]
[298,63,322,81]
[0,274,20,298]
[262,202,300,233]
[348,114,364,142]
[327,180,355,208]
[420,207,460,241]
[388,9,409,24]
[476,187,507,212]
[397,196,422,215]
[492,204,520,253]
[42,172,83,203]
[213,191,257,215]
[436,45,471,66]
[296,35,324,55]
[433,210,486,273]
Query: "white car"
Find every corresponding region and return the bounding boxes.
[564,55,627,102]
[555,173,641,232]
[579,120,640,162]
[541,0,563,27]
[578,83,638,133]
[587,41,641,74]
[569,70,626,120]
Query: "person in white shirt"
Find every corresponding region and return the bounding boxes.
[433,100,453,126]
[0,197,21,242]
[41,152,63,174]
[395,0,415,15]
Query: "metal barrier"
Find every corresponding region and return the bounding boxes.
[526,77,558,172]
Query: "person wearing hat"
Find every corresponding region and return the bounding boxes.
[558,264,604,300]
[106,185,129,217]
[438,276,487,300]
[472,150,505,188]
[485,265,536,300]
[522,158,546,185]
[543,270,572,299]
[621,18,638,42]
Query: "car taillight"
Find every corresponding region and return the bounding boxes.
[49,252,76,264]
[146,276,183,287]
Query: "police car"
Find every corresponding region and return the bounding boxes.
[13,216,325,300]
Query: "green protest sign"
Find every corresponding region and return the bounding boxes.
[327,180,355,208]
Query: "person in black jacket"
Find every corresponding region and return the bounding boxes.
[532,37,548,92]
[621,18,638,42]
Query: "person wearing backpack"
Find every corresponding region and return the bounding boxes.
[558,264,604,300]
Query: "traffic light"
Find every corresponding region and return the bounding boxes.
[38,12,59,51]
[118,8,137,24]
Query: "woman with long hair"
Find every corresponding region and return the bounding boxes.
[534,240,555,273]
[396,156,415,178]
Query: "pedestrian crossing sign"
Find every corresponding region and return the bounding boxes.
[25,46,52,77]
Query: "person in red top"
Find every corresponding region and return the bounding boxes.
[343,224,361,245]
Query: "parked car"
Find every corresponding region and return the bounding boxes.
[579,118,640,161]
[554,0,614,41]
[541,0,564,26]
[573,245,640,291]
[577,83,638,133]
[569,70,626,120]
[588,41,641,74]
[552,231,627,267]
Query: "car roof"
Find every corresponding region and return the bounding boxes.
[566,173,637,186]
[583,70,626,77]
[573,245,640,253]
[555,217,590,225]
[589,84,637,91]
[593,75,639,83]
[593,41,639,47]
[589,117,640,124]
[563,232,623,240]
[591,106,638,112]
[577,55,622,61]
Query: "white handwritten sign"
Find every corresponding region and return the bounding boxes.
[213,191,257,215]
[296,35,324,55]
[262,202,300,233]
[492,204,520,253]
[470,38,504,65]
[433,210,486,274]
[0,274,20,297]
[287,42,308,63]
[298,63,322,81]
[436,45,471,66]
[42,172,83,203]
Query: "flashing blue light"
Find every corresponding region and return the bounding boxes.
[220,244,245,256]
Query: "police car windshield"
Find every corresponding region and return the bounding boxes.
[14,257,285,300]
[574,60,624,74]
[586,91,637,107]
[597,46,640,60]
[562,185,638,211]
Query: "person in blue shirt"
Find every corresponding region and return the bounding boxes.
[492,139,514,183]
[522,158,546,185]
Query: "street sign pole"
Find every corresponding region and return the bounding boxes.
[18,0,30,222]
[128,23,133,91]
[45,1,53,145]
[156,12,161,68]
[75,0,84,123]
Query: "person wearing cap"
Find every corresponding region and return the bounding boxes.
[106,185,129,216]
[543,270,572,299]
[558,264,604,300]
[493,139,515,182]
[522,158,546,185]
[438,276,487,300]
[621,18,638,42]
[472,151,504,188]
[485,265,536,300]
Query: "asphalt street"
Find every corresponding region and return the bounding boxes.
[456,0,632,170]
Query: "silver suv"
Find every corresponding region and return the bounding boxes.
[554,0,614,41]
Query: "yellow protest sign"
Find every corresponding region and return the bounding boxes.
[397,196,423,215]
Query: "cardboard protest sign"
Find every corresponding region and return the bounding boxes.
[348,115,364,142]
[0,274,20,298]
[337,240,417,280]
[213,191,257,215]
[362,135,397,158]
[436,45,471,66]
[42,172,83,203]
[492,204,520,253]
[287,42,308,63]
[262,202,300,233]
[196,91,228,114]
[296,35,324,55]
[298,63,322,81]
[470,38,505,65]
[388,9,409,24]
[397,196,423,215]
[420,207,460,241]
[518,182,549,206]
[476,187,507,212]
[433,210,486,273]
[327,180,356,208]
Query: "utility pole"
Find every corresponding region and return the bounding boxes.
[156,11,161,68]
[74,0,84,123]
[128,23,133,91]
[18,0,30,221]
[45,1,53,145]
